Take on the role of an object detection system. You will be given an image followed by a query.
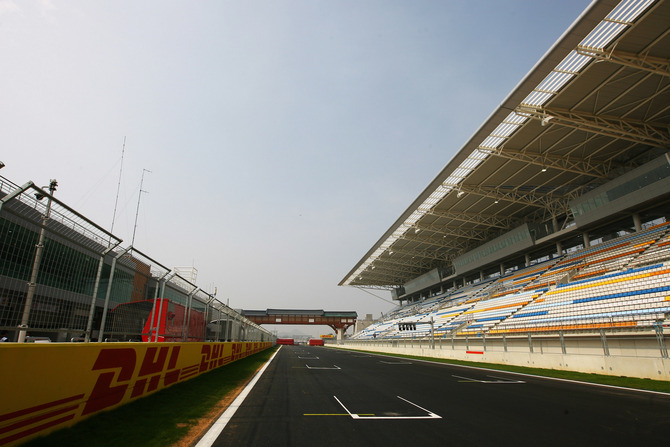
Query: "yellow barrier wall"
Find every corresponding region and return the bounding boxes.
[0,341,273,446]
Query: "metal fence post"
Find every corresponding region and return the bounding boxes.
[148,270,172,342]
[98,246,132,342]
[182,287,200,342]
[204,296,212,341]
[154,271,175,342]
[85,244,120,342]
[17,181,57,343]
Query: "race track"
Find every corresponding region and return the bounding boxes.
[209,345,670,446]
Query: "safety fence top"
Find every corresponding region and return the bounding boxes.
[0,176,122,254]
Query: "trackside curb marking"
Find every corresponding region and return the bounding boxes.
[453,374,525,384]
[195,346,281,447]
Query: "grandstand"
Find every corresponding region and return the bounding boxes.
[340,0,670,377]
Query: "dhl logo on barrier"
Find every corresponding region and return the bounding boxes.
[0,342,272,446]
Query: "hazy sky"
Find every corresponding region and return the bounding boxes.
[1,0,590,336]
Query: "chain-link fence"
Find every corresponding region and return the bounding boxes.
[0,175,272,343]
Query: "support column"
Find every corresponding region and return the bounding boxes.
[559,330,566,354]
[500,263,505,276]
[600,329,610,356]
[633,213,642,232]
[582,232,590,248]
[430,317,434,350]
[556,241,563,257]
[655,322,668,359]
[337,327,344,344]
[525,254,531,267]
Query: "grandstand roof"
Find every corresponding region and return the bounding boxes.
[340,0,670,289]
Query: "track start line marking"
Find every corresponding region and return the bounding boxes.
[379,360,412,365]
[453,374,525,384]
[333,396,441,420]
[304,413,375,417]
[306,364,341,370]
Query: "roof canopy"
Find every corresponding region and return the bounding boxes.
[341,0,670,289]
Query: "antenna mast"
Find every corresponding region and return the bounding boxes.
[131,168,151,248]
[110,136,126,239]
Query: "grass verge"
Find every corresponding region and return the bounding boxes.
[333,346,670,393]
[23,346,278,447]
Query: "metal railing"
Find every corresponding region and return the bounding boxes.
[345,325,669,359]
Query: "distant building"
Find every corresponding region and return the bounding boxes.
[354,313,374,334]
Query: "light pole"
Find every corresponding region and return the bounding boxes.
[17,179,57,343]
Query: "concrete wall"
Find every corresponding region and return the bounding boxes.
[0,341,273,447]
[340,334,669,381]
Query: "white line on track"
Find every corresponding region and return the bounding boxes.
[334,395,441,420]
[195,346,281,447]
[306,364,341,370]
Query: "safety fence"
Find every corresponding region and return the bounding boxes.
[0,175,273,343]
[341,328,670,380]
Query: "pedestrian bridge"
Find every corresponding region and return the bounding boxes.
[241,309,357,340]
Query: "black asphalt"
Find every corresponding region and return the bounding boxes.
[212,345,670,446]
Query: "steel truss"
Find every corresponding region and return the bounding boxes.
[515,105,670,148]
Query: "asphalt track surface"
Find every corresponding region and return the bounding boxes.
[210,345,670,446]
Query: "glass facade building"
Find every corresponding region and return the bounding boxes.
[0,176,271,343]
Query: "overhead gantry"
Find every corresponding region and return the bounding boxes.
[242,309,357,343]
